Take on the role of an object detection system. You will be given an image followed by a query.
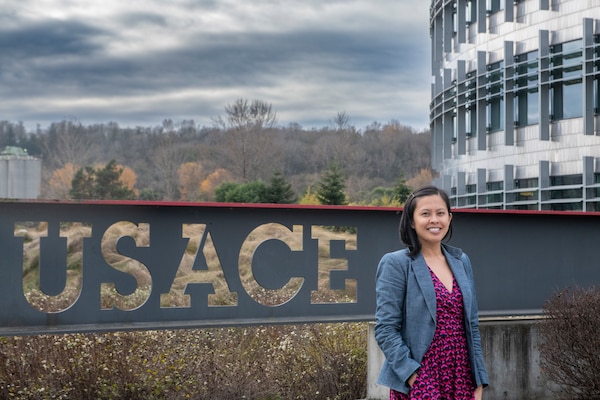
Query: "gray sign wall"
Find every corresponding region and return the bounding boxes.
[1,201,598,336]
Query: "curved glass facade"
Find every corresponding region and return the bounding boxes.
[430,0,600,211]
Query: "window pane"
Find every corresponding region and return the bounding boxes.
[515,178,538,189]
[550,40,583,120]
[488,0,501,13]
[563,80,583,119]
[527,88,539,124]
[488,98,504,131]
[515,51,539,126]
[466,0,475,23]
[551,175,582,186]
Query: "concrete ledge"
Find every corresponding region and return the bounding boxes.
[366,317,556,400]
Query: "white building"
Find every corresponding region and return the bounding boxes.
[0,146,42,199]
[431,0,600,211]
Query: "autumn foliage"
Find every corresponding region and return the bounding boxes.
[7,103,432,203]
[48,163,77,199]
[177,162,204,201]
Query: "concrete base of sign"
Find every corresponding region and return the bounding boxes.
[366,317,557,400]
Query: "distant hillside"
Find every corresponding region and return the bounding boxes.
[0,117,432,203]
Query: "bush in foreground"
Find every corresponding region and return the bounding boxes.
[0,323,367,400]
[538,286,600,399]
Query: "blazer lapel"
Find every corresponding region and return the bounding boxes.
[445,249,473,313]
[411,254,437,322]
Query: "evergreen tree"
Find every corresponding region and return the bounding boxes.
[316,164,348,205]
[70,160,135,200]
[95,160,135,200]
[392,177,412,204]
[70,166,96,199]
[265,172,297,204]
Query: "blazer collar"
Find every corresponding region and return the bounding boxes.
[444,246,473,313]
[411,245,472,321]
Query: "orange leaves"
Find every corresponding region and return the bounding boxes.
[200,168,234,200]
[48,163,78,199]
[177,162,234,202]
[50,160,235,201]
[177,162,204,201]
[119,166,139,197]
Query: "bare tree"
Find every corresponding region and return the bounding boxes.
[151,133,186,200]
[213,99,277,132]
[24,112,433,202]
[213,99,279,181]
[332,111,351,131]
[38,117,96,170]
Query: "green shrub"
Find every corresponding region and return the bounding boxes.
[215,181,268,203]
[215,173,297,204]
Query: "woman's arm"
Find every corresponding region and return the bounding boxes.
[374,252,421,383]
[474,385,483,399]
[462,253,489,388]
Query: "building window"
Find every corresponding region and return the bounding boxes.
[487,193,503,203]
[588,202,600,212]
[514,177,538,189]
[594,36,600,113]
[458,195,476,206]
[483,182,504,205]
[550,40,583,120]
[466,106,476,137]
[550,174,582,186]
[506,189,537,201]
[486,62,504,132]
[452,3,458,36]
[507,204,538,211]
[545,175,583,209]
[546,202,583,212]
[589,187,600,199]
[487,181,504,191]
[589,174,600,200]
[549,189,582,200]
[515,51,539,126]
[452,114,457,143]
[466,0,476,24]
[465,71,477,137]
[487,0,502,14]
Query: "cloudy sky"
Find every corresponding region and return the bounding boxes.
[0,1,431,132]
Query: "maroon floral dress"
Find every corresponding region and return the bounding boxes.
[391,268,475,400]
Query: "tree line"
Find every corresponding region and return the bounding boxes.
[0,99,433,204]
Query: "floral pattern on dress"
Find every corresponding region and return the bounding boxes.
[391,268,475,400]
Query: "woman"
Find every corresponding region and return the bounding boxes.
[375,185,488,399]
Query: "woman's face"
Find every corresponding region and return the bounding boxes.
[411,194,452,246]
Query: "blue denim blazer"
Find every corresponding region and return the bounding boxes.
[374,244,489,394]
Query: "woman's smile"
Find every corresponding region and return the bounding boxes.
[411,194,452,245]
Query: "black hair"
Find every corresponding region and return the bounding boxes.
[399,185,453,257]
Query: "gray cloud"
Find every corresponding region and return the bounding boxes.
[0,21,102,58]
[0,0,431,130]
